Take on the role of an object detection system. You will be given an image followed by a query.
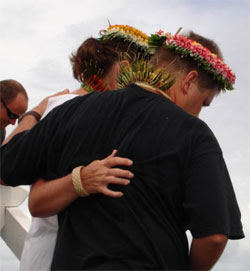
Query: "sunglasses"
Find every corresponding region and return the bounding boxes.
[1,98,20,119]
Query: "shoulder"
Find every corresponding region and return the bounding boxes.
[43,94,79,118]
[189,117,222,155]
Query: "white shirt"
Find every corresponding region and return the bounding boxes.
[20,94,78,271]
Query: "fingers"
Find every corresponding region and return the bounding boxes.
[105,157,133,168]
[52,89,70,98]
[106,176,131,186]
[82,155,134,198]
[108,168,134,179]
[98,173,132,198]
[107,149,117,159]
[62,89,70,94]
[100,188,124,198]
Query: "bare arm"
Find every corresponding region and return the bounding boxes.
[3,115,38,145]
[2,89,70,145]
[29,151,134,217]
[29,174,77,217]
[189,234,228,270]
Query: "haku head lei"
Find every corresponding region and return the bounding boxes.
[80,59,107,92]
[102,25,175,95]
[148,29,236,91]
[99,24,151,56]
[81,24,151,93]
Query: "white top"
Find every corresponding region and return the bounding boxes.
[20,94,78,271]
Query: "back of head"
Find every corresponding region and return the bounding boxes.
[149,31,235,92]
[187,31,223,60]
[71,37,129,82]
[0,79,28,102]
[70,24,150,85]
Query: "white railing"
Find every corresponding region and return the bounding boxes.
[0,186,31,260]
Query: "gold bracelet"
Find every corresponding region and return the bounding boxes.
[72,166,89,197]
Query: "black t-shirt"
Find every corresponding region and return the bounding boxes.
[0,129,5,146]
[0,84,244,270]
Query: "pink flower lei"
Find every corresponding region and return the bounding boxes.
[165,34,236,90]
[149,31,236,90]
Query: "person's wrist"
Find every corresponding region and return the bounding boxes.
[72,166,89,197]
[32,104,45,116]
[18,110,42,124]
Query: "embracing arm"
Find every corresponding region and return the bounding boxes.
[29,150,134,217]
[2,89,69,146]
[29,174,77,217]
[189,234,228,270]
[3,114,38,145]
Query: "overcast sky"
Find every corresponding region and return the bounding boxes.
[0,0,250,270]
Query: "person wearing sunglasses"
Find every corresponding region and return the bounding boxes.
[0,79,28,145]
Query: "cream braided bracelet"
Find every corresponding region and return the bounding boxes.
[72,166,89,197]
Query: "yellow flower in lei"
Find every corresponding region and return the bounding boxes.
[100,24,150,55]
[107,24,148,45]
[81,24,151,93]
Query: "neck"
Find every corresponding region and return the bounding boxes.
[135,82,172,100]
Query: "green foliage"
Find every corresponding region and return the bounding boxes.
[117,59,175,91]
[80,59,107,92]
[148,34,167,47]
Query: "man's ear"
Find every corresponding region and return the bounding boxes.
[182,70,198,95]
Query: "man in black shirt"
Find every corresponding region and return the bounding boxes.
[0,31,244,270]
[0,83,244,270]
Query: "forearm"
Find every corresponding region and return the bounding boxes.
[29,174,78,217]
[3,114,38,145]
[28,154,133,217]
[189,234,228,270]
[3,89,70,146]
